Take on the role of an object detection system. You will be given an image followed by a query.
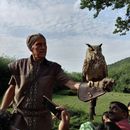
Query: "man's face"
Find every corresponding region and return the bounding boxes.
[31,37,47,60]
[108,103,125,122]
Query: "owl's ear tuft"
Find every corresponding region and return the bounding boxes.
[99,44,102,47]
[86,43,92,48]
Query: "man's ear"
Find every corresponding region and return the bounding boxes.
[30,46,33,52]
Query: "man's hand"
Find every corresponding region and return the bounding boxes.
[58,110,70,130]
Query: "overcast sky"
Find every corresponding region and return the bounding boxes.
[0,0,129,72]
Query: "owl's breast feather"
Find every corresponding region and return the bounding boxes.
[94,63,100,69]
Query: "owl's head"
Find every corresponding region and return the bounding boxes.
[86,43,103,59]
[86,43,102,54]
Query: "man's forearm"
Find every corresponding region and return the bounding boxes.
[0,85,15,110]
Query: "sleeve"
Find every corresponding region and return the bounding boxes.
[8,61,20,76]
[55,64,71,85]
[8,61,19,85]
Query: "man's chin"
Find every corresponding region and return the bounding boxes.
[38,54,46,58]
[34,56,45,61]
[109,115,120,122]
[38,56,45,60]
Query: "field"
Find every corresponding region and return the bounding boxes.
[52,92,130,129]
[0,92,130,130]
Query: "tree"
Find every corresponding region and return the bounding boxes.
[80,0,130,35]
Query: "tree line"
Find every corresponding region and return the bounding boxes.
[0,56,130,97]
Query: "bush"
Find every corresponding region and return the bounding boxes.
[0,56,14,97]
[108,57,130,92]
[0,56,130,96]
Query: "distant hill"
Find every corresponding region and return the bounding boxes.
[65,57,130,93]
[108,57,130,92]
[0,56,130,97]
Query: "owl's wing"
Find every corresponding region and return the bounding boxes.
[82,59,89,82]
[103,56,108,77]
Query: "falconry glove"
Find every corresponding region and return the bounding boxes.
[78,78,115,102]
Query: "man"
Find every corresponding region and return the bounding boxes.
[108,101,130,130]
[61,101,130,130]
[0,33,114,130]
[97,111,121,130]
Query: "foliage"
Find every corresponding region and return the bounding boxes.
[0,57,14,97]
[67,57,130,93]
[108,57,130,92]
[80,0,130,35]
[0,56,130,96]
[64,57,130,93]
[66,71,82,82]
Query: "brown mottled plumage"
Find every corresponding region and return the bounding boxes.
[82,43,108,120]
[82,43,108,82]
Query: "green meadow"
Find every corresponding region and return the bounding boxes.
[0,92,129,130]
[52,92,130,130]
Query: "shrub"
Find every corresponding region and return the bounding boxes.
[0,56,14,97]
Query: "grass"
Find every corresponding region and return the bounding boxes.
[53,92,130,123]
[0,92,130,130]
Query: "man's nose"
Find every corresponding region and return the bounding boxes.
[108,111,114,117]
[41,45,46,49]
[108,111,113,114]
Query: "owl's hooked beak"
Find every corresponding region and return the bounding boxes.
[94,51,98,55]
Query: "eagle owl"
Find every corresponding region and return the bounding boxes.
[82,43,108,120]
[82,43,108,82]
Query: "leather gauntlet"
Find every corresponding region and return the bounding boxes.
[78,78,115,102]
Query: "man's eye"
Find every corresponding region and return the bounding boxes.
[36,44,41,47]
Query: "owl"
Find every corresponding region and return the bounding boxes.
[82,43,108,120]
[82,43,108,82]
